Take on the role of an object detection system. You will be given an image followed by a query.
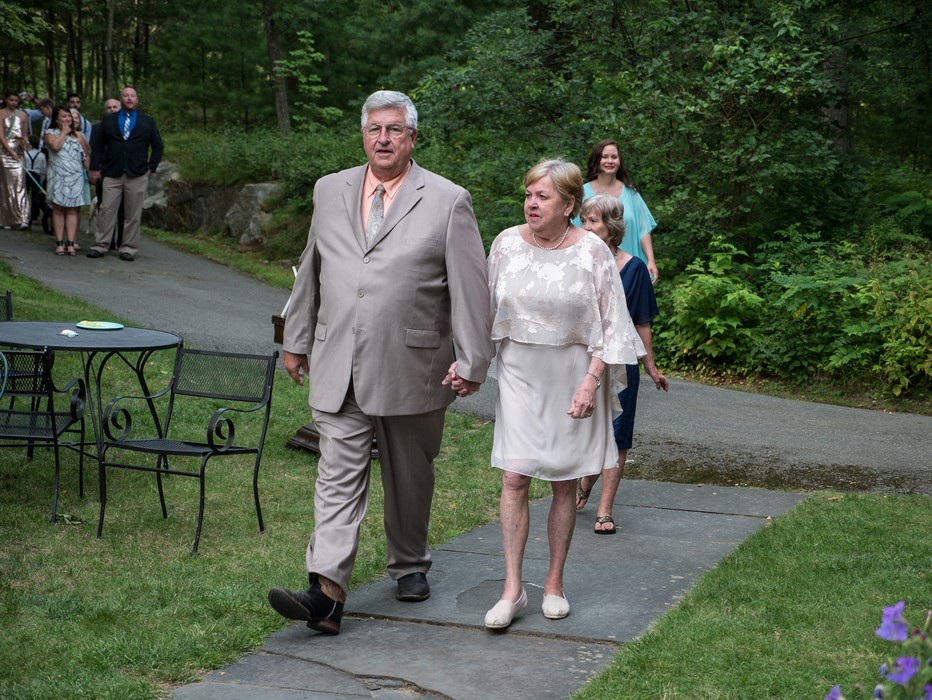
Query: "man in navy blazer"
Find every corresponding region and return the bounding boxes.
[87,85,163,261]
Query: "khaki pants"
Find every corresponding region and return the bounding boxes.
[305,387,445,593]
[91,173,148,255]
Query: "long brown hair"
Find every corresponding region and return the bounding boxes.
[584,139,634,189]
[51,105,72,130]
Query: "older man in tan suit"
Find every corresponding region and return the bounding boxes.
[268,90,494,635]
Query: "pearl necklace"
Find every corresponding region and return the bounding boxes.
[532,224,570,250]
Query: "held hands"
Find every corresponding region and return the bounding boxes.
[283,351,310,387]
[443,361,481,398]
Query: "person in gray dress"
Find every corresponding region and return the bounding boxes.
[0,90,31,230]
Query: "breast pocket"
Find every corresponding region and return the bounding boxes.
[404,236,439,247]
[405,329,440,348]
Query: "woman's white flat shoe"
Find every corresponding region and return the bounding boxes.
[484,587,528,629]
[542,592,570,619]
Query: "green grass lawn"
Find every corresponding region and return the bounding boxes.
[1,261,929,699]
[573,493,931,699]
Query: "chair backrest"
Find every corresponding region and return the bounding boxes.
[173,348,278,404]
[2,347,53,399]
[0,351,7,401]
[0,290,11,321]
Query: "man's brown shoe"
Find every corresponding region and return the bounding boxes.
[268,577,343,634]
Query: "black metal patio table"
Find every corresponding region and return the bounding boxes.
[0,321,182,459]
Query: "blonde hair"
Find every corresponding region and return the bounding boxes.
[524,159,584,219]
[580,194,626,249]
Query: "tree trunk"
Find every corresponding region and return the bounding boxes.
[75,0,84,98]
[45,9,56,96]
[822,47,852,155]
[65,14,75,94]
[104,0,115,98]
[263,0,291,135]
[133,10,150,84]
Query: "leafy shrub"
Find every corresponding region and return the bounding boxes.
[655,237,763,371]
[753,231,868,377]
[750,229,931,395]
[653,225,931,397]
[851,255,932,396]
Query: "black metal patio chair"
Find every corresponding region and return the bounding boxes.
[97,348,278,553]
[0,290,11,321]
[0,347,86,521]
[0,350,7,400]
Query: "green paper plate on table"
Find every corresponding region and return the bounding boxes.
[76,321,124,331]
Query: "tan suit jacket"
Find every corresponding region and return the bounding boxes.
[284,160,494,415]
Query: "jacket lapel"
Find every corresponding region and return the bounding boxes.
[342,166,367,252]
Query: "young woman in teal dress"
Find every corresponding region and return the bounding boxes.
[575,139,659,283]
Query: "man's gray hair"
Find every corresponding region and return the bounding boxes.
[361,90,418,130]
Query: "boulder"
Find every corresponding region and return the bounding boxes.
[226,183,281,246]
[164,180,240,233]
[141,161,178,230]
[139,163,280,245]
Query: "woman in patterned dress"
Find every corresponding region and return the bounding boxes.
[463,159,643,629]
[44,105,90,255]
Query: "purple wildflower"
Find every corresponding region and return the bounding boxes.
[922,685,932,700]
[824,685,842,700]
[876,601,909,642]
[884,656,919,685]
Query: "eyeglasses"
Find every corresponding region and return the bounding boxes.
[363,123,411,138]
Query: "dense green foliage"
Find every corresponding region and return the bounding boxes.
[655,225,932,395]
[6,0,931,396]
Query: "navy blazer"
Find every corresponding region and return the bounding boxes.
[90,111,163,178]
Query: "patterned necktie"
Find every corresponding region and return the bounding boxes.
[365,184,385,247]
[123,113,131,140]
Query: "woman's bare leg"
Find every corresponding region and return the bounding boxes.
[543,478,576,596]
[499,470,531,601]
[595,451,626,532]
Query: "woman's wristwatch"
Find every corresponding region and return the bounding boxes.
[585,371,601,388]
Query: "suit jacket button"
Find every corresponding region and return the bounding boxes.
[363,257,369,263]
[357,290,364,297]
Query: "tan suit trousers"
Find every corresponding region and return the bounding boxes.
[306,385,446,594]
[92,173,148,256]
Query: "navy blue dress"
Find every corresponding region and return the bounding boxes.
[614,256,659,450]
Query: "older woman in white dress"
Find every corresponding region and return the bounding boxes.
[447,159,643,629]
